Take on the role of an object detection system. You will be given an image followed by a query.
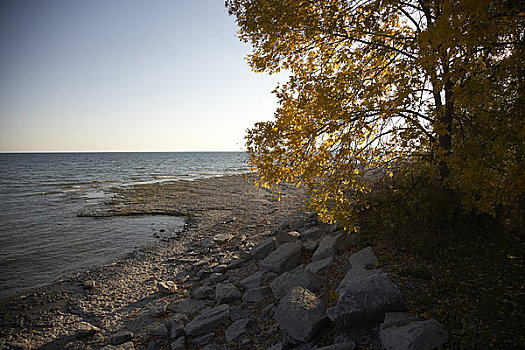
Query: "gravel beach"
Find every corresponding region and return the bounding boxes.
[0,174,307,349]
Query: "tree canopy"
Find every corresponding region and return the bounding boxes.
[227,0,524,228]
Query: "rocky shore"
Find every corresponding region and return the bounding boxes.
[0,174,448,350]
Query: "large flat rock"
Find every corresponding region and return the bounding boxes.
[184,304,229,336]
[215,282,242,304]
[274,286,327,342]
[327,272,406,328]
[239,270,277,290]
[270,266,322,299]
[259,242,302,273]
[251,237,277,259]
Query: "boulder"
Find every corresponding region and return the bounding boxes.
[184,304,230,336]
[303,240,318,253]
[259,243,302,273]
[250,237,277,259]
[276,231,301,244]
[380,319,449,350]
[225,319,251,343]
[150,324,168,337]
[157,281,177,294]
[311,232,348,262]
[327,272,406,328]
[215,283,242,304]
[212,233,234,245]
[270,267,322,299]
[207,272,226,284]
[274,286,327,342]
[149,304,167,318]
[305,256,333,275]
[109,331,133,346]
[242,286,273,303]
[190,333,215,347]
[170,337,185,350]
[239,270,277,290]
[337,247,380,293]
[349,246,378,270]
[167,298,210,315]
[193,285,214,300]
[300,227,323,240]
[168,315,186,339]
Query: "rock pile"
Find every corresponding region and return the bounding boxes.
[116,214,448,350]
[6,208,448,350]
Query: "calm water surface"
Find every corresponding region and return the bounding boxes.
[0,152,248,300]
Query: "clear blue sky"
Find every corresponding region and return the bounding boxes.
[0,0,283,152]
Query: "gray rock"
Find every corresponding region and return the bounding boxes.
[109,331,133,345]
[193,285,214,300]
[274,286,327,342]
[157,281,177,294]
[215,283,242,304]
[213,233,234,244]
[228,257,245,269]
[213,264,228,273]
[239,270,277,290]
[225,319,251,343]
[380,312,411,331]
[260,243,302,273]
[76,321,100,339]
[149,304,168,318]
[276,231,301,244]
[305,256,333,275]
[349,246,378,270]
[184,304,230,336]
[150,324,169,337]
[167,298,210,315]
[311,232,348,262]
[303,240,318,253]
[337,247,380,293]
[190,333,215,347]
[327,272,406,328]
[270,267,322,299]
[168,316,186,339]
[317,342,356,350]
[242,286,273,303]
[207,272,226,284]
[250,237,277,259]
[146,340,162,350]
[380,319,449,350]
[300,227,323,240]
[170,337,185,350]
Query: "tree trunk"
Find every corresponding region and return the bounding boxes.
[438,80,454,182]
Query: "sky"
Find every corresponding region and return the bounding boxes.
[0,0,284,152]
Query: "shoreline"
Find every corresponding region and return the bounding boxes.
[0,174,309,349]
[0,173,449,349]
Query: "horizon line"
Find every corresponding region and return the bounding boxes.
[0,150,247,154]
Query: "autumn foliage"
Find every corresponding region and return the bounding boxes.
[227,0,524,229]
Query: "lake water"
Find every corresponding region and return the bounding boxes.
[0,152,249,300]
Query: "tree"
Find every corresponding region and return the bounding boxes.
[227,0,524,228]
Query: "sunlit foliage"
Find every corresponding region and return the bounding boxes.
[227,0,524,228]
